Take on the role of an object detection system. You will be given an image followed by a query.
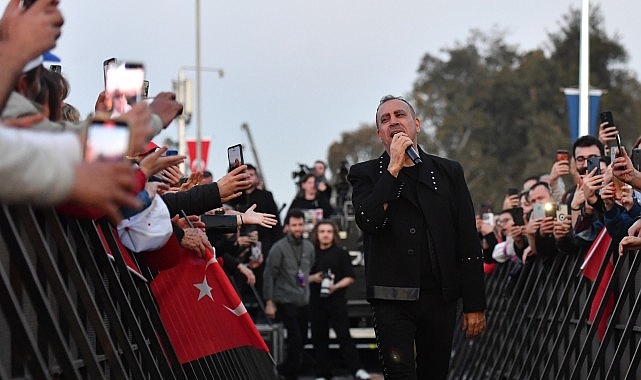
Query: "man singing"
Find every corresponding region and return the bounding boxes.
[347,95,486,379]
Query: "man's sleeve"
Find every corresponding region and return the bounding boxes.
[451,161,486,312]
[161,182,222,217]
[262,243,280,301]
[348,163,405,233]
[0,127,81,205]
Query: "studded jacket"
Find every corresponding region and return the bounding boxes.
[347,149,486,312]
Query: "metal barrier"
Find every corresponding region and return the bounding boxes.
[449,247,641,379]
[0,204,276,379]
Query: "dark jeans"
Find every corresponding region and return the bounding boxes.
[370,292,457,380]
[310,296,361,378]
[275,303,309,378]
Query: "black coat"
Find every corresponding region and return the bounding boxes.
[348,149,486,312]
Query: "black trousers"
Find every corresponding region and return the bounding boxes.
[370,292,457,380]
[275,303,309,378]
[310,296,362,378]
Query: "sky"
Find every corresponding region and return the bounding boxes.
[39,0,641,215]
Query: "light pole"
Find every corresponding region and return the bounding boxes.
[173,66,224,172]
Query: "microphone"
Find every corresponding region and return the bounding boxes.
[406,146,423,165]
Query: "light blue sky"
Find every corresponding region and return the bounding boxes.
[42,0,641,214]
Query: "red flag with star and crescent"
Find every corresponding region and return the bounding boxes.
[150,245,268,363]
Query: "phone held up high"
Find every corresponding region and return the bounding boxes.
[227,144,244,171]
[84,119,130,162]
[105,61,145,116]
[587,156,601,175]
[556,149,569,162]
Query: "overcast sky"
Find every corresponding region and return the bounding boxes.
[42,0,641,213]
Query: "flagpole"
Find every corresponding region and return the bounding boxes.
[578,0,590,137]
[195,0,203,171]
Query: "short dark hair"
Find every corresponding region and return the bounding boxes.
[572,135,605,158]
[310,220,340,247]
[245,163,257,172]
[376,95,416,127]
[528,181,552,198]
[202,170,213,179]
[285,209,305,225]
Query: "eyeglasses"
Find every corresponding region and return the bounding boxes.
[575,154,598,163]
[497,218,512,225]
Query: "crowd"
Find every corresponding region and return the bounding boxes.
[11,2,641,380]
[476,125,641,305]
[0,2,370,380]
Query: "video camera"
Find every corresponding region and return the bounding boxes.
[292,163,312,182]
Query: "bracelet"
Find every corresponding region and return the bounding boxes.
[570,206,581,211]
[239,214,244,225]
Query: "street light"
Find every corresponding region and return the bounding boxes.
[173,66,224,172]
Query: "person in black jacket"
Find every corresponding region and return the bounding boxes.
[308,220,370,380]
[347,95,486,380]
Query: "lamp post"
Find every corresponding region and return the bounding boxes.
[173,66,224,172]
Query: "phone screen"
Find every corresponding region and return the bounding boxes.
[105,61,145,116]
[227,144,244,171]
[84,120,130,162]
[556,149,569,162]
[103,57,117,86]
[481,212,494,227]
[142,80,150,99]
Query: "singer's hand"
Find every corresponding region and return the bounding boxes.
[388,132,413,177]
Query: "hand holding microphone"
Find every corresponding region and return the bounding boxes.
[388,132,422,176]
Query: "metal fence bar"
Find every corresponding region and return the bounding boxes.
[16,206,108,379]
[44,209,138,379]
[450,244,641,379]
[0,205,84,379]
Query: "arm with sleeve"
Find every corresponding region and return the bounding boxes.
[0,127,81,205]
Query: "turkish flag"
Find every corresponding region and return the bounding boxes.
[150,246,269,364]
[580,227,615,341]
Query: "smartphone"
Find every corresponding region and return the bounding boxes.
[142,80,150,99]
[587,156,601,175]
[227,144,244,171]
[600,111,614,127]
[556,204,568,222]
[49,64,62,74]
[532,204,545,220]
[84,120,130,162]
[507,187,520,196]
[481,212,494,227]
[615,133,622,156]
[544,202,557,219]
[511,207,525,226]
[164,149,179,156]
[632,148,641,171]
[105,61,145,115]
[103,57,117,86]
[556,149,569,162]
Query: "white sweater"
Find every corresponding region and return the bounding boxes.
[0,126,81,205]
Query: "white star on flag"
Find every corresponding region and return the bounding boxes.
[194,275,213,301]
